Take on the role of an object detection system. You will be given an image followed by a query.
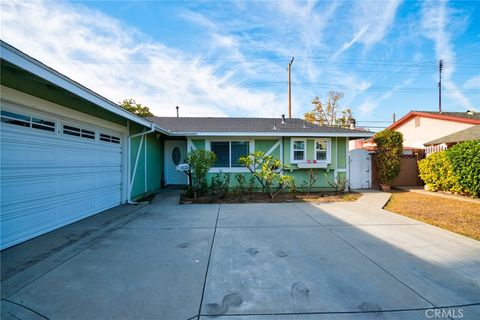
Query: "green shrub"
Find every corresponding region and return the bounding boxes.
[239,151,294,200]
[418,151,462,193]
[418,140,480,198]
[374,129,403,184]
[210,172,230,201]
[186,149,216,196]
[446,140,480,198]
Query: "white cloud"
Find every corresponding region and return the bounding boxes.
[351,0,402,46]
[463,76,480,90]
[0,1,285,117]
[332,26,369,59]
[421,0,473,110]
[358,78,413,115]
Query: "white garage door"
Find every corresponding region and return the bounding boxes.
[1,103,123,249]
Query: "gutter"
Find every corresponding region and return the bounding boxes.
[127,122,156,204]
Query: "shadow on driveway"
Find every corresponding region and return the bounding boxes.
[1,192,479,320]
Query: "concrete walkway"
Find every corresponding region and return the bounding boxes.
[354,189,392,209]
[1,190,479,320]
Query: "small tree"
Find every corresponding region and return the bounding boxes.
[239,151,293,200]
[186,149,216,197]
[325,171,347,194]
[374,129,403,186]
[306,169,319,196]
[119,98,154,117]
[304,91,354,128]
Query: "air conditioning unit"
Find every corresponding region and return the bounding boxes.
[176,163,190,172]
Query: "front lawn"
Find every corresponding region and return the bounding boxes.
[384,191,480,240]
[180,191,361,204]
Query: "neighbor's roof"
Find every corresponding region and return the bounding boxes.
[389,110,480,129]
[424,125,480,145]
[147,117,373,137]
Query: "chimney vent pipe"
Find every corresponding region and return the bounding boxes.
[176,106,179,118]
[281,114,285,124]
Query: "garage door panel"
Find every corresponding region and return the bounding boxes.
[1,104,124,249]
[1,175,58,207]
[2,183,122,218]
[61,149,99,165]
[2,169,122,206]
[1,205,58,245]
[1,139,60,167]
[96,150,122,165]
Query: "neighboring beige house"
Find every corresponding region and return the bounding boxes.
[388,110,480,150]
[424,125,480,155]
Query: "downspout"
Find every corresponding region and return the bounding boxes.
[127,123,155,204]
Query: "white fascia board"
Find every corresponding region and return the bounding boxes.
[173,131,374,138]
[1,41,167,131]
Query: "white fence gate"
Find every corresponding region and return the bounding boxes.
[349,149,371,189]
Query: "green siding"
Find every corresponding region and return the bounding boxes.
[130,125,165,200]
[255,139,280,160]
[190,135,348,191]
[337,137,347,169]
[306,139,314,161]
[283,137,291,166]
[192,139,205,151]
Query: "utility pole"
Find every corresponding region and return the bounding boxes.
[438,59,443,113]
[288,56,294,118]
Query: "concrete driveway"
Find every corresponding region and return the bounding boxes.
[1,191,479,320]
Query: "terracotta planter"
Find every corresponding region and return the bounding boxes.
[379,183,391,192]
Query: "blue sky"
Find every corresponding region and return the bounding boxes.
[1,0,479,129]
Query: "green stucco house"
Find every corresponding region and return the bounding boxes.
[0,41,372,249]
[147,117,372,190]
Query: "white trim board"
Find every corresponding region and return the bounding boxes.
[171,131,373,138]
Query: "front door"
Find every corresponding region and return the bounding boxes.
[165,140,187,185]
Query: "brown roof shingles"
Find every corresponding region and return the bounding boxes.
[147,117,371,134]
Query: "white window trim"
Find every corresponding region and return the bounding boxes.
[206,138,254,173]
[314,138,331,164]
[290,138,307,163]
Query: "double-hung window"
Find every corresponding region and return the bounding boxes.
[211,141,250,168]
[292,139,306,162]
[315,138,330,162]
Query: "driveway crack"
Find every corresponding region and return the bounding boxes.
[196,204,221,320]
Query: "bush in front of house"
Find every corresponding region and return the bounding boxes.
[418,140,480,198]
[373,129,403,186]
[239,151,294,200]
[418,151,462,193]
[186,149,216,196]
[446,140,480,197]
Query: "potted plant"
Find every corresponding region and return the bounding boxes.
[373,129,403,192]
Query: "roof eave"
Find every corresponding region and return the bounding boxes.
[1,40,169,132]
[167,131,374,138]
[389,111,480,129]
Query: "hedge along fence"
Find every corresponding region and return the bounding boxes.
[418,140,480,198]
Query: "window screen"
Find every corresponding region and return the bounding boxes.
[231,141,249,167]
[211,141,230,167]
